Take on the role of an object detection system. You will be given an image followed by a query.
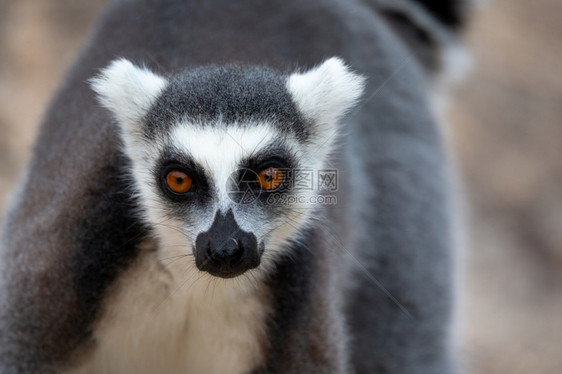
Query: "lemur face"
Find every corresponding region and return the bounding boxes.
[153,122,302,278]
[91,58,364,279]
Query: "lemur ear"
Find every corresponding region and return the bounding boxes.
[90,58,168,129]
[286,57,365,134]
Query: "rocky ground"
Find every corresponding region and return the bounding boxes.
[1,0,561,372]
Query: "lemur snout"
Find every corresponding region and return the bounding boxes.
[194,210,260,278]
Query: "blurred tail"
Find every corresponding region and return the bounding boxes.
[365,0,472,73]
[407,0,470,30]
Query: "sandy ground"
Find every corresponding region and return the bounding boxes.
[1,0,561,372]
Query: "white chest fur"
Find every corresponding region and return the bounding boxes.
[66,244,270,374]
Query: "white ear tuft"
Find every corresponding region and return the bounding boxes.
[90,58,168,127]
[286,57,366,129]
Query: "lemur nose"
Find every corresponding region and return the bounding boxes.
[194,210,260,278]
[206,237,244,270]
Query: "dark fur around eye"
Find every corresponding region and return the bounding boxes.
[155,155,212,203]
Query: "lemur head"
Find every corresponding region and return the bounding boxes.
[91,58,364,279]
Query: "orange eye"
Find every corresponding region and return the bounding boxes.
[257,167,284,190]
[166,170,192,193]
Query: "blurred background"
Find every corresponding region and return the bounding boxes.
[0,0,560,372]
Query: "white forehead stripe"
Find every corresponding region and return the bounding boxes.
[171,123,281,201]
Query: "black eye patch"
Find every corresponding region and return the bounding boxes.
[234,148,298,199]
[154,149,213,204]
[239,146,296,174]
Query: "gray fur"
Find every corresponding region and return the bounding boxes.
[0,0,465,372]
[146,65,309,141]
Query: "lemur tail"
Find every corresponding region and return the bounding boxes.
[364,0,472,72]
[404,0,470,30]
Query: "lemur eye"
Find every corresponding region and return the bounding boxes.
[166,170,192,194]
[257,167,284,190]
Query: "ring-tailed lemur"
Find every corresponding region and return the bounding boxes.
[0,0,469,373]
